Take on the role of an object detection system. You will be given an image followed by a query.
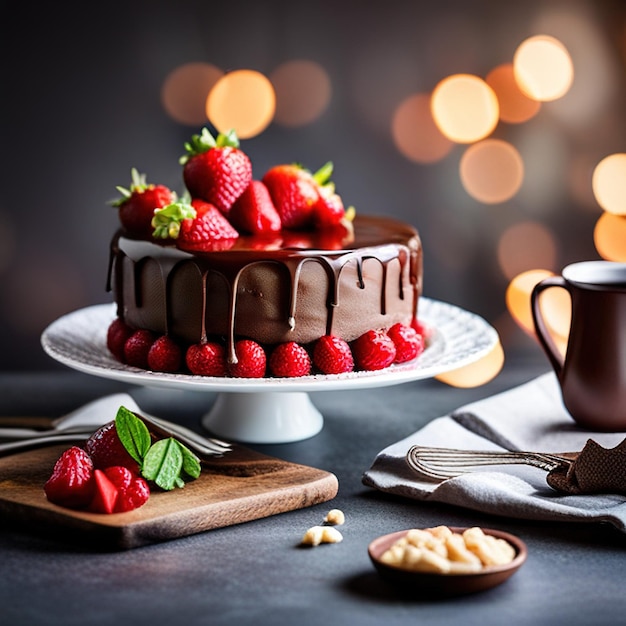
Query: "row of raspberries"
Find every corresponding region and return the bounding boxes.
[107,318,427,378]
[113,128,351,252]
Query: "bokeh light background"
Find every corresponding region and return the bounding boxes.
[2,0,626,380]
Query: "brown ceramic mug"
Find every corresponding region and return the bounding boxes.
[531,260,626,431]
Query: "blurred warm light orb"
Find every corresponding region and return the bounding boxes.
[207,70,276,139]
[594,212,626,262]
[270,60,331,127]
[485,63,541,124]
[431,74,499,143]
[513,35,574,102]
[391,93,454,164]
[161,62,224,126]
[506,270,570,355]
[592,153,626,216]
[497,221,557,281]
[435,340,504,388]
[459,139,524,204]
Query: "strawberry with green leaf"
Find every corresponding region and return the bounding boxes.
[152,199,239,252]
[262,161,348,230]
[112,168,175,238]
[180,128,252,215]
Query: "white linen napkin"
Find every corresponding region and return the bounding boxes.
[362,373,626,532]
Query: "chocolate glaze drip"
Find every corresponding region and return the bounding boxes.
[107,215,423,364]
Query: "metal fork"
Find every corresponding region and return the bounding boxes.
[406,445,574,481]
[0,413,231,459]
[136,413,231,458]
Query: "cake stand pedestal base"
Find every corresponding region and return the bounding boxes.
[201,391,324,444]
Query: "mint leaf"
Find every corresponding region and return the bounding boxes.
[115,406,152,464]
[177,441,201,479]
[141,438,183,491]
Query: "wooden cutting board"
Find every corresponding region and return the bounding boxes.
[0,443,338,550]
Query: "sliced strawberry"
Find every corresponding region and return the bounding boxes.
[85,421,140,473]
[181,128,252,214]
[262,164,320,230]
[152,200,239,252]
[89,469,119,514]
[229,339,267,378]
[313,335,354,375]
[147,335,182,372]
[104,466,150,513]
[186,341,227,376]
[106,318,134,363]
[387,323,425,364]
[269,342,312,377]
[44,446,95,509]
[112,168,175,238]
[229,180,282,235]
[351,329,397,371]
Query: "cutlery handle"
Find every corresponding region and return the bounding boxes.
[0,434,88,456]
[0,416,55,429]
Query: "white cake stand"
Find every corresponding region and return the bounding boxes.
[41,298,498,444]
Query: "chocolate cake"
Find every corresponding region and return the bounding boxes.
[107,215,422,366]
[104,128,425,378]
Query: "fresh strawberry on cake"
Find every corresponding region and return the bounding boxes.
[105,127,426,379]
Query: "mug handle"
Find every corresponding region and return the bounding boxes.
[530,276,570,378]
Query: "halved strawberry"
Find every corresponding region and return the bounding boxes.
[229,180,282,235]
[152,200,239,252]
[180,128,252,214]
[44,446,95,509]
[112,168,175,238]
[89,469,119,514]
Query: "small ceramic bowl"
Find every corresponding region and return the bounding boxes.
[368,527,527,597]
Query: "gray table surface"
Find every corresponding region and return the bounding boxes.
[2,357,626,626]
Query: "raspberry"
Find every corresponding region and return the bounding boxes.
[104,466,150,513]
[387,323,425,364]
[229,339,267,378]
[44,446,95,509]
[351,329,397,371]
[84,420,140,473]
[269,342,312,378]
[106,318,133,362]
[124,329,155,368]
[186,341,227,376]
[147,335,182,372]
[313,335,354,374]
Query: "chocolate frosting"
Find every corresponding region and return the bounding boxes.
[107,215,423,363]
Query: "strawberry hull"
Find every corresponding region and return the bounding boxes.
[107,215,422,371]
